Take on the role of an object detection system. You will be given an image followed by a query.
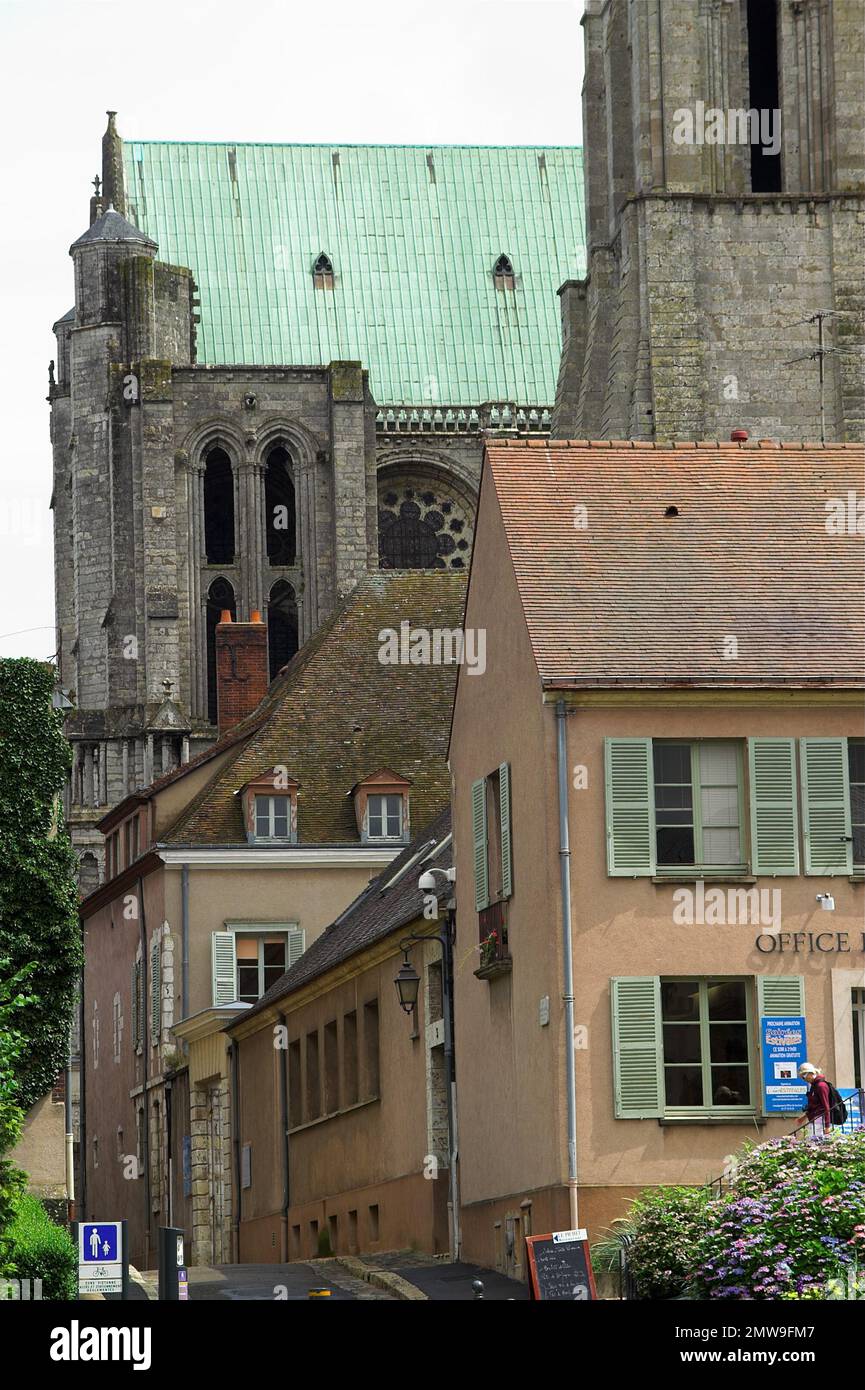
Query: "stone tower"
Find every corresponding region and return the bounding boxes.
[553,0,865,443]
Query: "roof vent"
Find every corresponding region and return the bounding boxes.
[664,505,679,517]
[730,428,749,442]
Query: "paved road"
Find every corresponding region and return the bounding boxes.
[185,1262,394,1301]
[360,1252,530,1301]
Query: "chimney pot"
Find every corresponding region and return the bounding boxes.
[218,609,233,624]
[730,428,749,442]
[250,609,263,624]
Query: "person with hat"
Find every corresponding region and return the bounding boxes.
[798,1062,832,1138]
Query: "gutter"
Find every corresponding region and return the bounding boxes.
[555,700,579,1229]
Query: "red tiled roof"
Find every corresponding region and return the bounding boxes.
[485,440,865,686]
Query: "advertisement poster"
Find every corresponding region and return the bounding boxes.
[761,1015,808,1113]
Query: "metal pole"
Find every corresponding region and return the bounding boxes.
[440,917,460,1260]
[556,700,579,1229]
[818,312,826,444]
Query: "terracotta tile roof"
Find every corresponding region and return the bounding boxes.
[162,572,466,844]
[484,440,865,686]
[234,806,452,1023]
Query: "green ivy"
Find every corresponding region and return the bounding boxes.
[0,659,82,1111]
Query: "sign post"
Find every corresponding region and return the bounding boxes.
[525,1228,596,1301]
[760,1015,808,1113]
[158,1226,188,1301]
[75,1220,127,1297]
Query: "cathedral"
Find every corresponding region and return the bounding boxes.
[51,118,585,883]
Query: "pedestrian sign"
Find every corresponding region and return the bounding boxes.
[77,1221,125,1295]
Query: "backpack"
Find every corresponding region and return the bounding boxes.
[825,1081,848,1126]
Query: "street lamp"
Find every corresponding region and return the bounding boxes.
[394,953,421,1014]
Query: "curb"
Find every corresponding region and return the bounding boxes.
[129,1265,158,1301]
[333,1255,428,1301]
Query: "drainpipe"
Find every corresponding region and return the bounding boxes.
[77,954,86,1220]
[229,1040,241,1263]
[138,877,152,1264]
[181,864,190,1023]
[441,911,461,1260]
[556,700,579,1230]
[279,1012,290,1261]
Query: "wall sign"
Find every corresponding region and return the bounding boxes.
[526,1229,596,1301]
[761,1015,808,1113]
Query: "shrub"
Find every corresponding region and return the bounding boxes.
[624,1185,711,1299]
[6,1195,77,1300]
[689,1131,865,1300]
[0,963,35,1274]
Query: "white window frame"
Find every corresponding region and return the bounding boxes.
[253,793,293,842]
[366,793,403,842]
[653,739,746,874]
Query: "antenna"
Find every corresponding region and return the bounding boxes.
[782,310,864,443]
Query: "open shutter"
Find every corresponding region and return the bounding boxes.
[150,938,161,1041]
[748,738,799,875]
[471,778,489,911]
[286,930,306,968]
[611,977,663,1118]
[800,738,852,875]
[212,931,237,1006]
[604,738,655,876]
[757,976,805,1114]
[499,763,512,899]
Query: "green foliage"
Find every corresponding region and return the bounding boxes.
[689,1131,865,1299]
[0,962,35,1273]
[0,659,82,1110]
[5,1195,77,1300]
[623,1185,711,1299]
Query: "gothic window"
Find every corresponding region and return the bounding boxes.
[203,448,236,564]
[378,470,476,571]
[493,254,515,291]
[267,580,299,680]
[206,578,236,725]
[746,0,781,193]
[313,253,334,290]
[265,446,297,565]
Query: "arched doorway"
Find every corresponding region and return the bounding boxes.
[206,577,236,724]
[204,448,235,564]
[265,446,296,566]
[267,580,298,680]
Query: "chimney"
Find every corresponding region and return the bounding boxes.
[215,610,269,736]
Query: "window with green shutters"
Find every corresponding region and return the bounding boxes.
[612,976,760,1119]
[748,737,800,875]
[131,957,144,1053]
[605,738,655,875]
[800,737,854,875]
[850,740,865,872]
[471,765,513,911]
[150,937,161,1044]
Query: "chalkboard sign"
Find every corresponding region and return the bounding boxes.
[526,1229,597,1301]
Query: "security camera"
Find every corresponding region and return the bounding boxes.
[816,893,835,911]
[418,867,456,892]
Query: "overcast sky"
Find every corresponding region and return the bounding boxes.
[0,0,584,662]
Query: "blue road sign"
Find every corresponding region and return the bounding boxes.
[81,1223,120,1263]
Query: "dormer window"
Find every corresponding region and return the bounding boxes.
[350,768,411,844]
[313,253,334,290]
[239,768,299,843]
[493,254,515,291]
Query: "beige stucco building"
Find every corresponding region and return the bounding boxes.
[449,439,865,1276]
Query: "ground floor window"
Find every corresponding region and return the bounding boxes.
[661,978,752,1108]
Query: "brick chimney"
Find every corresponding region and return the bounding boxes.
[215,610,269,736]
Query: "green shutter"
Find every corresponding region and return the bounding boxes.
[748,738,799,875]
[499,763,512,899]
[611,977,663,1118]
[800,738,852,875]
[471,778,489,911]
[757,974,805,1018]
[212,931,237,1006]
[150,938,161,1041]
[604,738,655,876]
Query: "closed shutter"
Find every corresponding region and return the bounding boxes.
[604,738,655,876]
[471,778,489,911]
[150,938,161,1041]
[610,977,663,1118]
[499,763,512,899]
[286,930,306,968]
[757,975,805,1114]
[748,738,799,875]
[800,738,852,875]
[137,960,145,1048]
[212,931,237,1006]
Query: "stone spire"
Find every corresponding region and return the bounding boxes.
[101,111,125,216]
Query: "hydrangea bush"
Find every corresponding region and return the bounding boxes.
[621,1186,710,1300]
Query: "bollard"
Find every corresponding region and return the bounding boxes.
[308,1287,332,1298]
[472,1278,485,1299]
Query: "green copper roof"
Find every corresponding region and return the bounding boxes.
[123,142,585,406]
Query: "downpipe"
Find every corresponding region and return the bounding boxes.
[556,700,579,1229]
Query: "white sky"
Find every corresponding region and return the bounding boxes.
[0,0,584,661]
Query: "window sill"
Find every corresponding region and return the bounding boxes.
[288,1094,379,1135]
[658,1114,765,1127]
[474,956,513,982]
[652,873,756,885]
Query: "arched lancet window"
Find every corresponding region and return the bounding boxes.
[206,577,236,725]
[264,446,297,565]
[267,580,299,680]
[203,447,235,564]
[493,254,515,291]
[313,253,334,290]
[79,852,100,897]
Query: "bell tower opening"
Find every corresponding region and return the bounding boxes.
[747,0,782,193]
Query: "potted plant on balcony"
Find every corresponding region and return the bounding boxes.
[474,928,512,981]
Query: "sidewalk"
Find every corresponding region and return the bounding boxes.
[337,1250,530,1301]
